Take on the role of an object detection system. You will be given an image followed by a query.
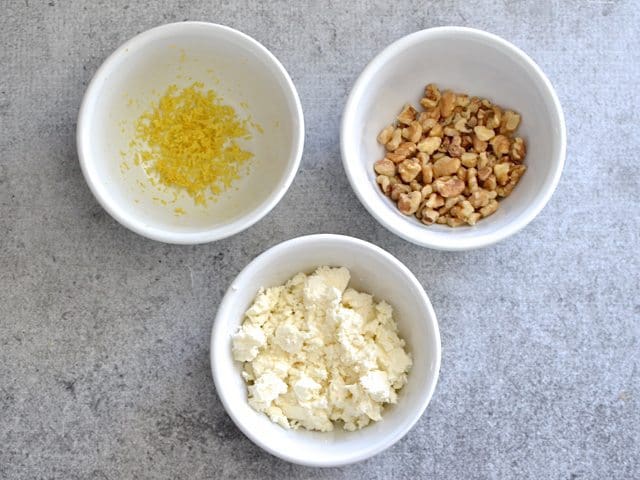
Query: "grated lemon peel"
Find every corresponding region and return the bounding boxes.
[130,82,255,206]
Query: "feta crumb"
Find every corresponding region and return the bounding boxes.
[248,372,287,408]
[360,370,392,403]
[274,323,304,354]
[313,266,350,293]
[293,374,321,402]
[231,323,266,362]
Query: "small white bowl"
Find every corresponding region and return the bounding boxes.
[210,234,440,466]
[77,22,304,244]
[341,27,566,250]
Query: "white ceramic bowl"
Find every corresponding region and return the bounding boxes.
[210,234,440,466]
[77,22,304,244]
[341,27,566,250]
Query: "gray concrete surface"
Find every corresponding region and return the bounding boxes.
[1,1,639,478]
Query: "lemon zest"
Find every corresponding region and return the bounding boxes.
[131,82,254,205]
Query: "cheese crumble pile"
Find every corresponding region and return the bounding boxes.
[232,267,412,432]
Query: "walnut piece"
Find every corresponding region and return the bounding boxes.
[377,125,394,145]
[397,191,421,215]
[402,121,423,143]
[417,136,441,155]
[438,178,465,198]
[398,159,421,183]
[397,104,418,125]
[374,158,396,177]
[385,128,402,151]
[432,156,461,178]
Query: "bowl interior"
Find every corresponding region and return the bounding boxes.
[211,235,440,466]
[79,23,301,240]
[342,28,564,249]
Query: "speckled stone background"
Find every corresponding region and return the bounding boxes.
[1,1,639,478]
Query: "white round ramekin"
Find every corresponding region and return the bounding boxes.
[211,234,441,466]
[78,22,304,244]
[342,27,566,250]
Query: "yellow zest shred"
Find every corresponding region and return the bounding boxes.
[130,82,254,206]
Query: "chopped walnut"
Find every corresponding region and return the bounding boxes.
[374,158,396,177]
[421,208,439,224]
[490,135,510,156]
[438,178,465,198]
[480,199,499,218]
[420,184,433,199]
[386,152,407,164]
[402,121,423,143]
[425,193,445,209]
[428,123,443,138]
[421,83,441,109]
[376,174,392,194]
[397,104,418,125]
[474,125,495,142]
[417,136,441,154]
[440,90,456,118]
[501,111,521,133]
[493,163,511,186]
[477,166,492,182]
[511,137,526,161]
[385,128,402,151]
[460,152,478,168]
[447,136,465,158]
[454,117,471,133]
[395,142,417,158]
[377,125,394,145]
[397,191,421,215]
[372,83,527,227]
[432,156,461,178]
[390,183,411,201]
[398,159,421,183]
[421,164,433,184]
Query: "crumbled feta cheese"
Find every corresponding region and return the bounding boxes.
[231,267,412,432]
[231,323,266,362]
[313,266,351,293]
[274,323,304,354]
[360,370,393,403]
[248,372,287,409]
[293,374,321,402]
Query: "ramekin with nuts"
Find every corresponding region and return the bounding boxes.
[374,84,527,227]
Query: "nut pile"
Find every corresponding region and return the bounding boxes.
[374,84,527,227]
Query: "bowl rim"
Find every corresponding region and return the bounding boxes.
[77,21,305,244]
[340,26,566,251]
[210,233,441,467]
